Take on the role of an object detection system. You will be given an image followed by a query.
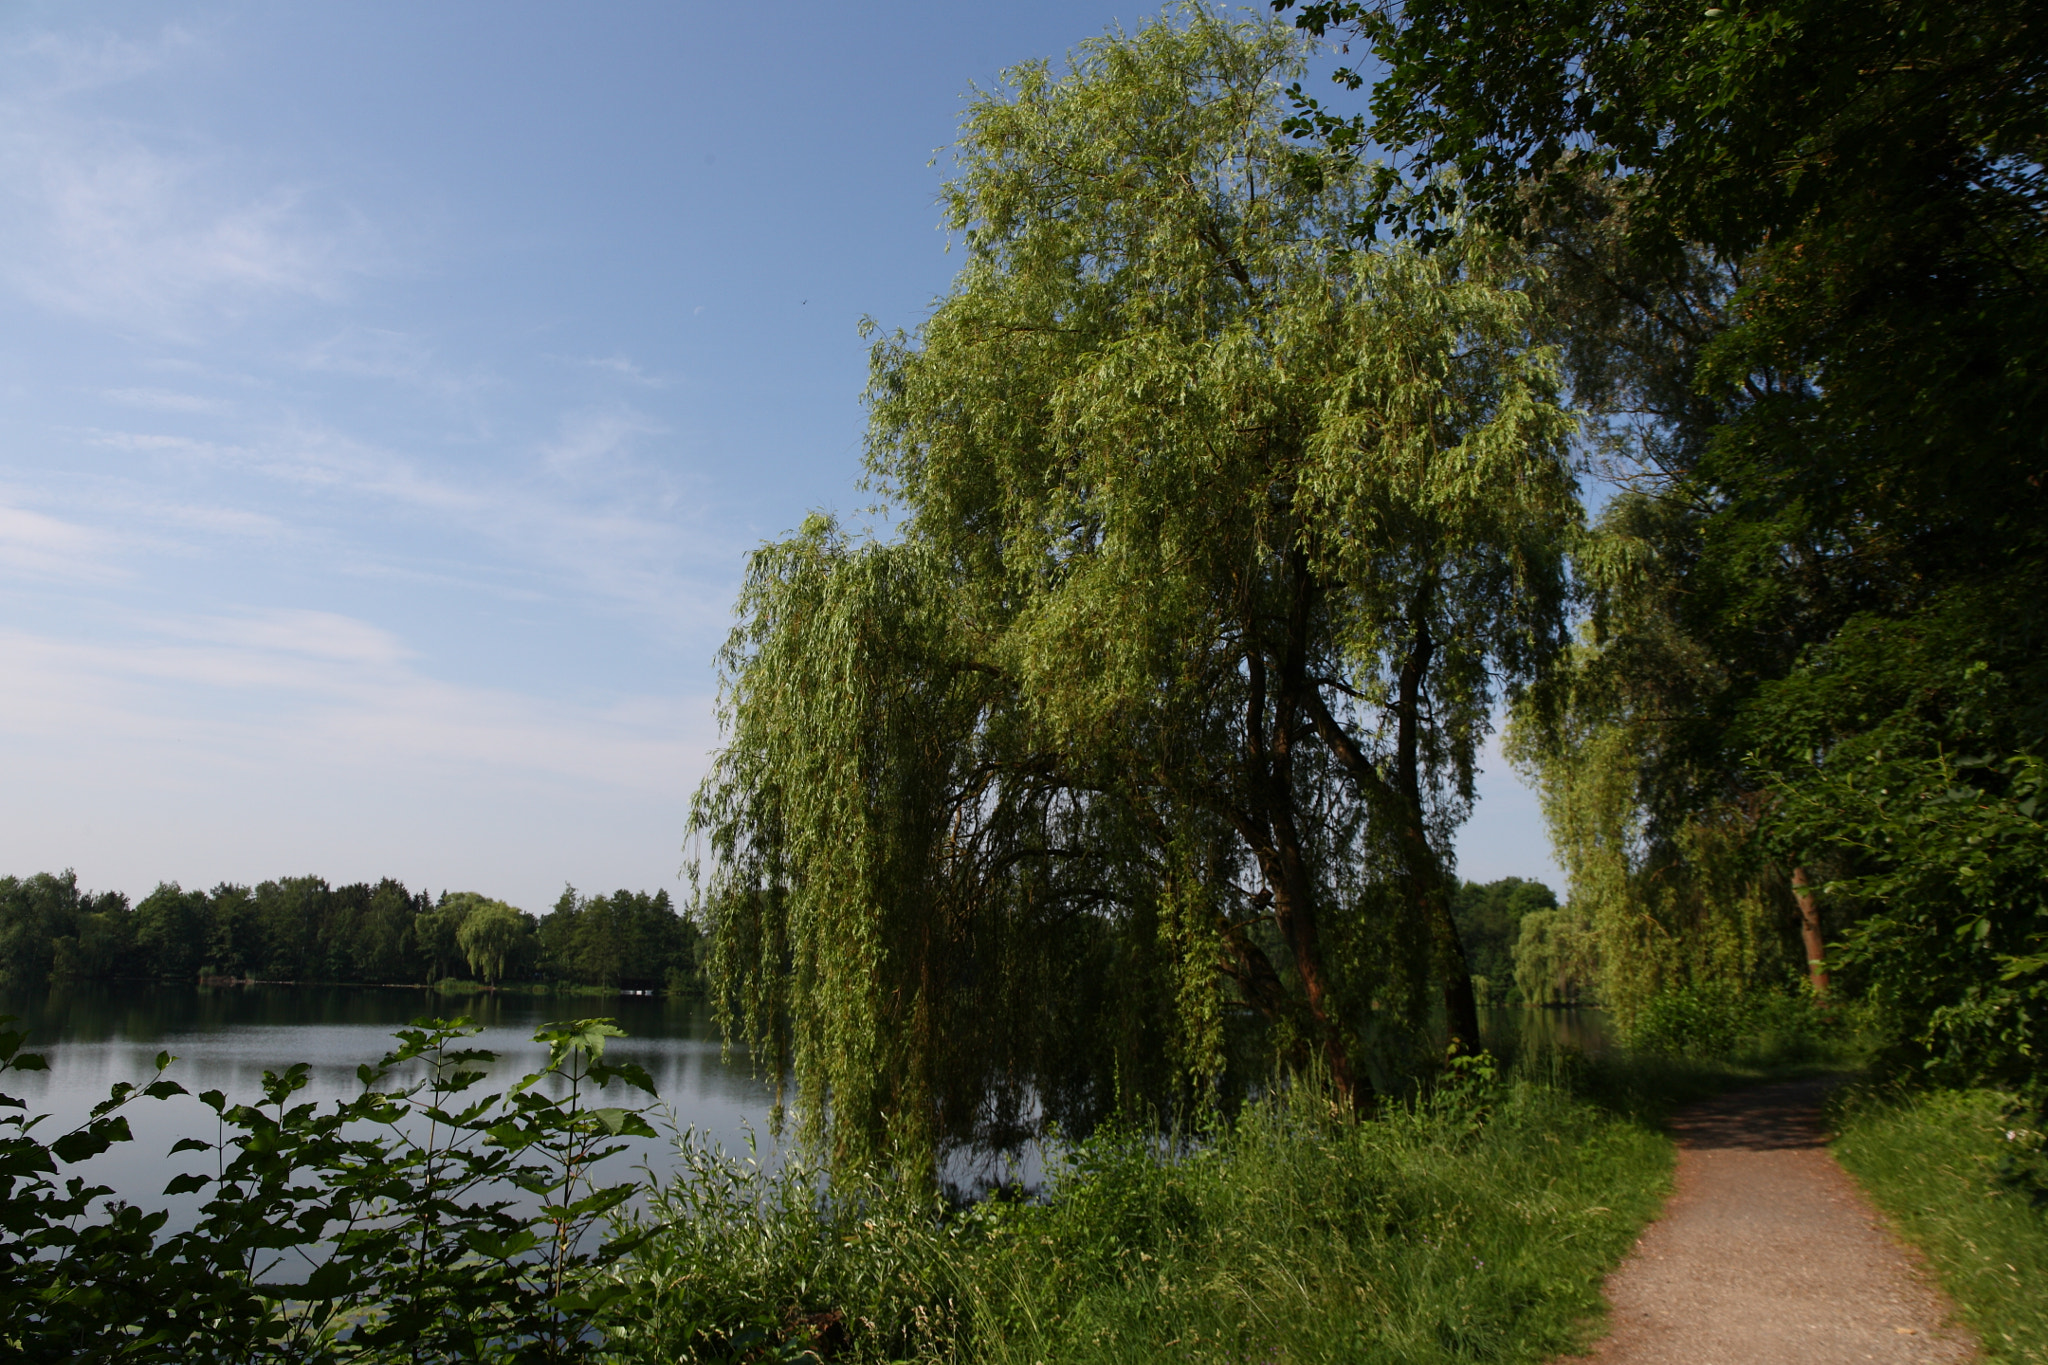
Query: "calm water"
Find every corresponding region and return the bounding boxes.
[1481,1004,1613,1057]
[1,984,1613,1228]
[0,982,778,1231]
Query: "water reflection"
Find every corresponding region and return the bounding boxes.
[1,986,1616,1228]
[1480,1005,1612,1057]
[0,982,778,1231]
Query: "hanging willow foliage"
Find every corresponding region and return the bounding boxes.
[691,6,1579,1178]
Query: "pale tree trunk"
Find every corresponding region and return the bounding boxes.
[1791,864,1829,999]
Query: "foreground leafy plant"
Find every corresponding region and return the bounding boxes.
[0,1013,656,1362]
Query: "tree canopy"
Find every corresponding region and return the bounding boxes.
[1275,0,2047,1074]
[692,10,1578,1176]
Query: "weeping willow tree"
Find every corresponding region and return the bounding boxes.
[691,8,1578,1177]
[1506,489,1818,1034]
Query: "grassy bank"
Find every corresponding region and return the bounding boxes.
[1832,1087,2048,1364]
[600,1070,1674,1364]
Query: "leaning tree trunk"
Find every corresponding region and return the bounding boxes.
[1790,864,1829,999]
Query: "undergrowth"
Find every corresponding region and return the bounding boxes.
[1832,1086,2048,1365]
[600,1060,1673,1364]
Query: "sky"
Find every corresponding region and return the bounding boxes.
[0,0,1565,915]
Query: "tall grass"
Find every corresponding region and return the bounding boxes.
[1832,1086,2048,1365]
[599,1063,1673,1363]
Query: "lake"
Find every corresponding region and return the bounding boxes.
[0,981,779,1233]
[1482,1003,1614,1057]
[2,983,1614,1230]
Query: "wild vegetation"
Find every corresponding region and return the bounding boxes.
[604,1055,1672,1365]
[0,1014,660,1362]
[0,871,701,994]
[1832,1085,2048,1365]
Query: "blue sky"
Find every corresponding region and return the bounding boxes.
[0,0,1563,913]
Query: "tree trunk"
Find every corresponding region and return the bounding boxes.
[1791,864,1828,999]
[1431,889,1484,1053]
[1228,580,1374,1113]
[1390,577,1483,1054]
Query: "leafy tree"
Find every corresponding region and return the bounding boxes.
[202,883,259,980]
[249,877,330,981]
[537,888,694,991]
[1275,0,2047,1065]
[320,878,425,984]
[0,873,72,990]
[418,891,490,983]
[134,883,211,982]
[1451,876,1555,999]
[458,899,534,987]
[0,873,136,990]
[1512,905,1600,1007]
[693,10,1578,1174]
[1504,488,1823,1029]
[58,890,135,983]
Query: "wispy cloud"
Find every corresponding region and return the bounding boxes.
[75,411,743,636]
[562,354,673,388]
[170,608,414,667]
[538,406,667,474]
[0,26,195,102]
[298,326,495,398]
[103,386,233,415]
[0,498,128,583]
[0,27,377,337]
[0,613,713,794]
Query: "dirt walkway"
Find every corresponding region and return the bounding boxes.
[1578,1076,1975,1364]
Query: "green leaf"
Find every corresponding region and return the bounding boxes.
[300,1260,353,1300]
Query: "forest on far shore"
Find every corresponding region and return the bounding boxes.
[0,871,700,994]
[0,868,1573,1005]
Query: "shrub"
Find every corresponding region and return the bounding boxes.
[0,1014,656,1362]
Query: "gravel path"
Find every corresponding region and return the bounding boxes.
[1577,1076,1976,1364]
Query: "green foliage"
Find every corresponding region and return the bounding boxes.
[134,882,210,981]
[2,872,700,997]
[1834,1086,2048,1365]
[1620,982,1846,1065]
[694,6,1578,1175]
[537,887,698,992]
[1774,747,2048,1088]
[460,900,533,986]
[1450,877,1555,1000]
[605,1072,1670,1364]
[1511,904,1599,1007]
[1279,0,2048,559]
[1284,0,2048,1094]
[0,872,135,988]
[1504,490,1820,1033]
[0,1013,656,1362]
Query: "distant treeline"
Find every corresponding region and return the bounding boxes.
[1449,877,1596,1008]
[0,871,700,994]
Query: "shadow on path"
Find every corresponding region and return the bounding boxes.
[1663,1074,1840,1152]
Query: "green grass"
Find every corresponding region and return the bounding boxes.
[1832,1087,2048,1365]
[599,1070,1675,1364]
